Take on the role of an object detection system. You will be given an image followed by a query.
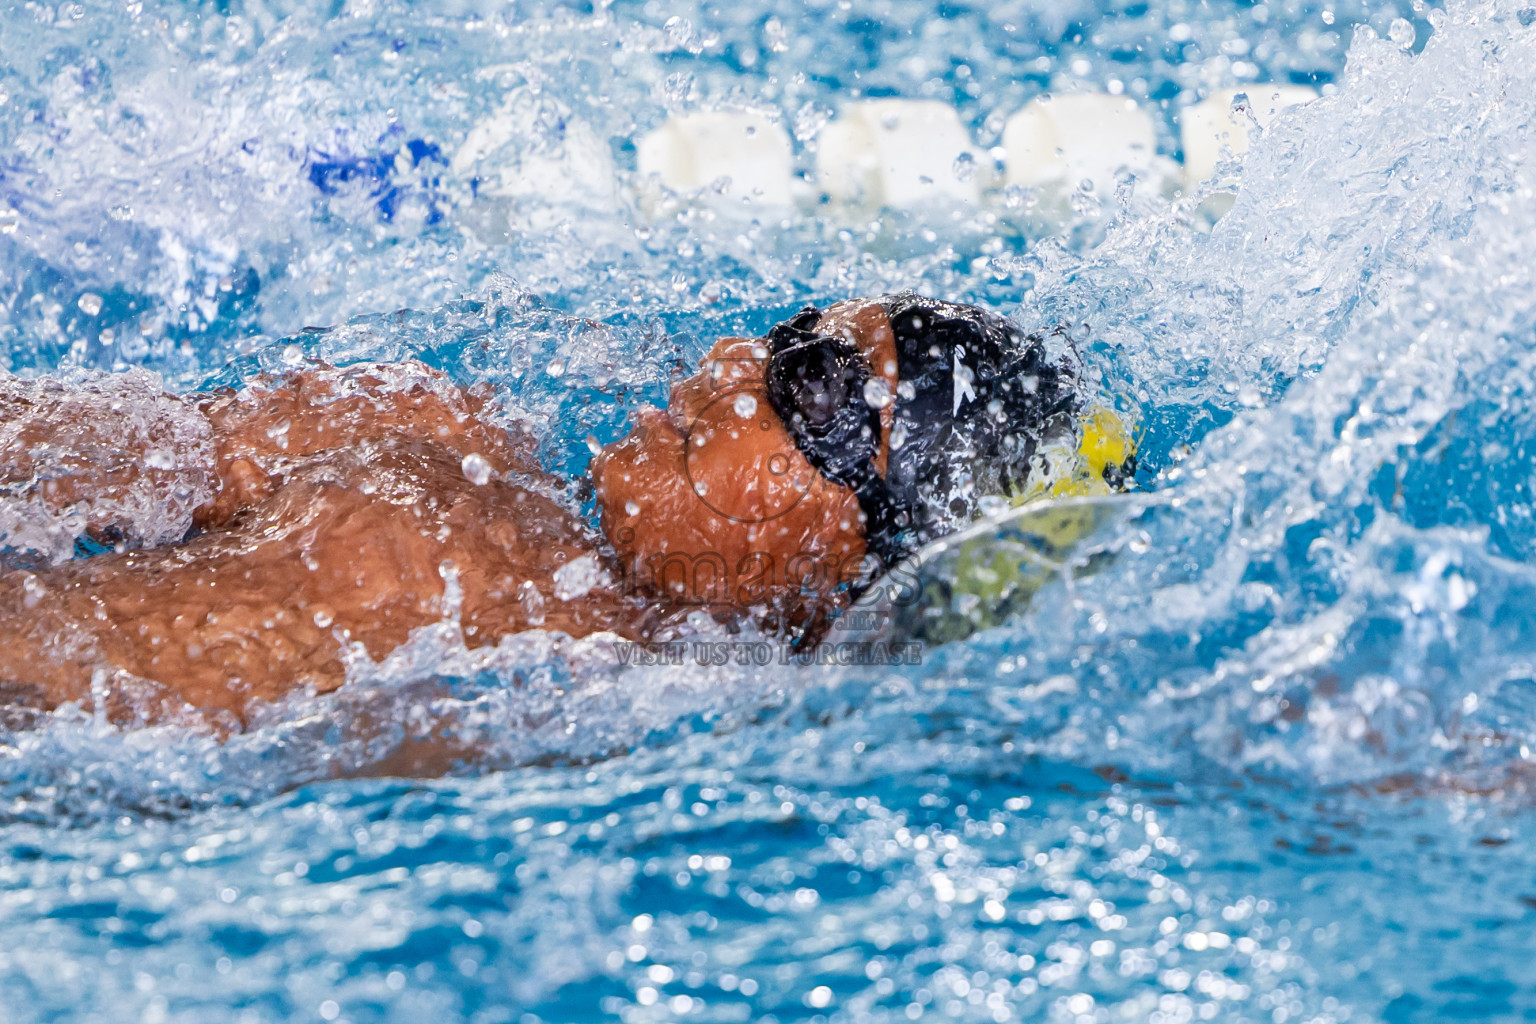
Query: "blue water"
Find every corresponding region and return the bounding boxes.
[8,0,1536,1020]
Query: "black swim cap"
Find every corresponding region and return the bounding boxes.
[765,294,1082,568]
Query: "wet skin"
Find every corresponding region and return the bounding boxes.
[0,299,898,727]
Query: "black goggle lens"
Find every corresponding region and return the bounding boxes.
[764,309,881,489]
[774,345,855,432]
[764,306,903,567]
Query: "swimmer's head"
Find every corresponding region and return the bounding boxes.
[765,293,1082,565]
[591,295,1084,616]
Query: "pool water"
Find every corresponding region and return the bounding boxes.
[5,0,1536,1021]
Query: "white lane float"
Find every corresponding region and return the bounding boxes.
[635,111,797,208]
[1179,85,1320,188]
[452,91,618,233]
[1001,92,1163,198]
[815,99,986,208]
[486,83,1318,226]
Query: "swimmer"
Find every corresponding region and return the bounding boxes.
[0,295,1093,728]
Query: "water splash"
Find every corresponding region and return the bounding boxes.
[0,369,217,564]
[17,2,1536,1022]
[1004,0,1536,790]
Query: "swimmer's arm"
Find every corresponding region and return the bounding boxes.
[0,438,635,728]
[1,362,546,544]
[197,362,549,526]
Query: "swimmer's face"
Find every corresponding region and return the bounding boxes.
[592,299,899,612]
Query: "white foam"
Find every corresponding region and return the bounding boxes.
[0,370,217,564]
[815,99,983,207]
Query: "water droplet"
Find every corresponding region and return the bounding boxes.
[663,15,701,53]
[461,453,493,485]
[792,101,831,142]
[312,609,333,628]
[518,581,546,626]
[547,358,567,378]
[890,422,909,450]
[662,71,695,107]
[952,151,977,183]
[1388,17,1416,49]
[77,292,103,317]
[555,555,608,602]
[733,393,758,418]
[693,480,708,496]
[1001,185,1038,212]
[625,501,641,516]
[763,15,788,52]
[863,378,893,409]
[1070,187,1101,217]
